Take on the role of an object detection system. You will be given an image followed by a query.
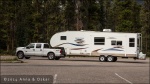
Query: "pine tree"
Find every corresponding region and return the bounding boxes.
[132,0,141,33]
[15,0,34,46]
[32,0,43,42]
[140,0,150,56]
[64,0,76,30]
[0,0,16,52]
[112,0,141,32]
[104,0,111,29]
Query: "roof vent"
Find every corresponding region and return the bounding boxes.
[103,29,112,32]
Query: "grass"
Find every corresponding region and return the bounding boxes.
[0,57,18,61]
[0,56,23,63]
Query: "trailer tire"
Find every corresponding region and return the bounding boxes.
[17,51,24,59]
[113,57,117,62]
[48,52,55,60]
[99,55,106,62]
[55,57,60,60]
[25,56,30,59]
[107,56,115,62]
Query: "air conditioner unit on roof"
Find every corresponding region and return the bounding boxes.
[103,29,112,32]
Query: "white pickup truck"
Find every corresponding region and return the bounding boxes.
[16,43,66,60]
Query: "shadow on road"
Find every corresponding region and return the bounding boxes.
[116,61,148,64]
[59,59,148,64]
[21,57,149,64]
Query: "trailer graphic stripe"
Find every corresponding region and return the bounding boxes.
[92,48,103,52]
[103,48,124,51]
[55,43,87,47]
[71,47,88,50]
[92,48,124,52]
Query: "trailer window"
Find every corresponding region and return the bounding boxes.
[117,41,122,45]
[129,38,135,47]
[111,40,122,45]
[111,40,116,45]
[94,37,105,45]
[61,36,66,40]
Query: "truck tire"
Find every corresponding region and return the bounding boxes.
[25,57,30,59]
[107,56,115,62]
[48,52,55,60]
[55,57,60,60]
[17,51,24,59]
[99,55,106,62]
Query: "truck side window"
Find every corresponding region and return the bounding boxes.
[44,44,49,48]
[129,38,135,47]
[36,44,41,48]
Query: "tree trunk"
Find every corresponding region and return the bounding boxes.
[75,0,83,31]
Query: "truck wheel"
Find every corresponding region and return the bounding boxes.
[17,52,24,59]
[55,57,60,60]
[107,56,114,62]
[25,57,30,59]
[48,53,55,60]
[99,55,106,62]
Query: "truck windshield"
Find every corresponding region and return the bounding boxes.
[27,44,35,48]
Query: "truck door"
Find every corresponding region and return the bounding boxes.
[34,44,43,56]
[25,43,35,56]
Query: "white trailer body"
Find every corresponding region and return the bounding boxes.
[50,30,146,60]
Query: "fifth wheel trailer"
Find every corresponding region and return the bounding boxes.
[50,30,146,62]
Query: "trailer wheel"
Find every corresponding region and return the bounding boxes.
[17,51,24,59]
[107,56,115,62]
[99,56,106,62]
[55,57,60,60]
[48,52,55,60]
[25,56,30,59]
[113,57,117,62]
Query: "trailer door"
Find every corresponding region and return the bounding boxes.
[109,38,125,56]
[126,37,137,57]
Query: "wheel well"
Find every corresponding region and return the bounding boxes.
[47,52,54,56]
[100,55,115,57]
[100,55,106,57]
[17,51,24,55]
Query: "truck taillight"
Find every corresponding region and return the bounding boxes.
[60,49,62,54]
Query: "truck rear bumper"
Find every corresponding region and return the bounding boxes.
[55,54,66,57]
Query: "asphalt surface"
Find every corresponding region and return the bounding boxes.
[1,57,150,84]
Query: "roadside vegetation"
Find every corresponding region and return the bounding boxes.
[0,55,23,63]
[0,0,149,56]
[0,56,17,61]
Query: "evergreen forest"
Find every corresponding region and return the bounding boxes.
[0,0,149,56]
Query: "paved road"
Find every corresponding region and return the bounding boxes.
[1,57,150,84]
